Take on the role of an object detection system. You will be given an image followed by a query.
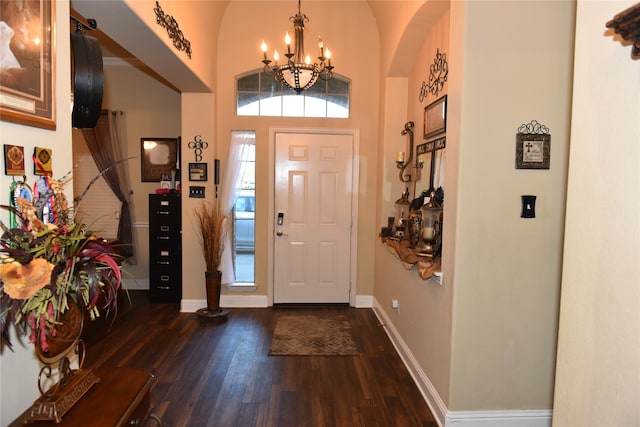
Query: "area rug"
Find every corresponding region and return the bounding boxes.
[268,314,359,356]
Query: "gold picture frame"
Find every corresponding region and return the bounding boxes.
[0,0,56,130]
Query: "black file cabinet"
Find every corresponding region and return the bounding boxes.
[149,193,182,303]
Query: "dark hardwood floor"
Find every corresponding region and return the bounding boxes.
[83,291,438,427]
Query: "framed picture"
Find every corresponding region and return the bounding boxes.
[188,162,208,182]
[141,137,180,182]
[515,133,550,169]
[33,146,52,175]
[4,144,25,175]
[0,0,56,130]
[424,95,447,139]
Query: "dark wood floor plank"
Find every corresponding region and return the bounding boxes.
[82,291,438,427]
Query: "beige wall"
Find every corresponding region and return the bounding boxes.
[553,1,640,425]
[448,0,574,411]
[214,1,381,299]
[181,92,216,303]
[0,1,73,423]
[374,1,453,407]
[374,0,574,415]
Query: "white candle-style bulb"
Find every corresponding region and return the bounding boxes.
[318,38,324,49]
[305,54,311,64]
[285,33,291,55]
[261,41,268,60]
[274,50,280,62]
[325,48,331,59]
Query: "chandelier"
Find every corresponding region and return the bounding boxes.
[260,0,334,94]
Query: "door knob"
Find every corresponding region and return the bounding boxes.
[276,230,288,236]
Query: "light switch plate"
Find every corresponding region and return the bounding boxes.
[521,195,536,218]
[189,186,205,198]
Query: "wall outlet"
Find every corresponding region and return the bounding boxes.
[391,299,399,313]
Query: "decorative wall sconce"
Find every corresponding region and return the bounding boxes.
[606,3,640,57]
[396,121,423,182]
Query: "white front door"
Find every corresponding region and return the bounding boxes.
[273,131,354,304]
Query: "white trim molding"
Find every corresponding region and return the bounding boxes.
[372,298,448,425]
[355,295,373,308]
[444,410,552,427]
[371,298,552,427]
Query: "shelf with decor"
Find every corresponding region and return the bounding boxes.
[381,237,441,280]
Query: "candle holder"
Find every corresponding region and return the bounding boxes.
[421,191,443,257]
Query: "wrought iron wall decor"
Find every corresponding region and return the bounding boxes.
[188,135,208,162]
[154,1,192,59]
[397,121,420,183]
[606,2,640,58]
[420,49,449,102]
[515,120,550,170]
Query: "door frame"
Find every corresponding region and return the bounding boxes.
[267,127,360,306]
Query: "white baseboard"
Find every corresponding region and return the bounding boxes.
[371,298,553,427]
[372,298,448,426]
[355,294,373,307]
[181,295,269,312]
[444,410,551,427]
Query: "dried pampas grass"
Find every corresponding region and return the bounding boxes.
[194,200,225,273]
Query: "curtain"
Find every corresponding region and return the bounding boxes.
[220,131,255,284]
[80,110,136,263]
[433,149,446,190]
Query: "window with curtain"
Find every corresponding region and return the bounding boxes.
[234,145,255,282]
[72,129,121,240]
[220,131,256,286]
[236,70,350,118]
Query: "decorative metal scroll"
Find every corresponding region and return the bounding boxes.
[154,1,192,59]
[606,2,640,58]
[517,120,549,135]
[515,120,550,170]
[420,49,449,102]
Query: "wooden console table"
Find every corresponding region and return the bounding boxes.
[10,367,160,426]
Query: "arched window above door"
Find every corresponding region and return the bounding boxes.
[236,71,350,118]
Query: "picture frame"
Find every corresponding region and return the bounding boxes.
[515,133,550,169]
[33,146,52,175]
[0,0,56,130]
[424,95,447,139]
[141,137,180,182]
[4,144,25,175]
[188,162,208,182]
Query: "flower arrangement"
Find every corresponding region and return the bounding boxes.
[0,177,123,353]
[194,199,225,273]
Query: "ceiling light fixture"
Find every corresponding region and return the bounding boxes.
[260,0,334,94]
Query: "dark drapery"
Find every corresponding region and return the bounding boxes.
[80,110,136,263]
